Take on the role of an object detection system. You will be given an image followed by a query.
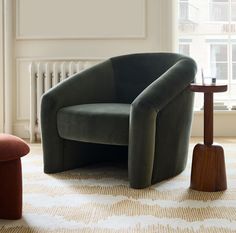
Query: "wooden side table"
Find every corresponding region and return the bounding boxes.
[189,84,227,192]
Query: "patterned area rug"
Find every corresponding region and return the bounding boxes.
[1,138,236,233]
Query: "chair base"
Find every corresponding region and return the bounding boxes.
[0,159,22,220]
[190,143,227,192]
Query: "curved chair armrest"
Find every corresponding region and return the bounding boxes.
[129,58,197,188]
[41,60,115,173]
[132,58,197,112]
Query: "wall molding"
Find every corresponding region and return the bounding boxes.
[16,60,22,120]
[4,0,14,133]
[16,0,146,40]
[16,56,105,62]
[0,0,4,132]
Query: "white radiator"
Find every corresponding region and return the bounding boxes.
[29,60,100,142]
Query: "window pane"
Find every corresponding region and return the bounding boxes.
[212,0,228,2]
[179,2,188,20]
[211,63,228,79]
[210,2,229,21]
[232,44,236,61]
[210,44,227,61]
[233,63,236,80]
[232,3,236,21]
[179,44,190,56]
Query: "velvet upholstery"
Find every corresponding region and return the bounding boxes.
[0,134,30,219]
[41,53,197,189]
[58,103,130,145]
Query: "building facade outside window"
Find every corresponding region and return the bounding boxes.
[210,43,228,80]
[210,0,229,22]
[179,40,191,56]
[178,0,236,110]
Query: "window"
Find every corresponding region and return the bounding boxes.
[210,44,228,80]
[232,44,236,79]
[179,43,190,56]
[178,0,236,109]
[232,0,236,21]
[179,0,189,21]
[210,0,229,22]
[209,0,236,22]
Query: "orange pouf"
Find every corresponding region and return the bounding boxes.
[0,134,30,219]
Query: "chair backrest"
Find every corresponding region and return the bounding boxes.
[110,53,187,103]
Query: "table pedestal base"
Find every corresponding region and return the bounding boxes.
[190,143,227,192]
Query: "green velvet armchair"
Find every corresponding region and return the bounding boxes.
[41,53,197,189]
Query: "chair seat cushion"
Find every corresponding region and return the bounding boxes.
[57,103,130,145]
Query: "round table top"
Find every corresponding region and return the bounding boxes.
[189,83,228,93]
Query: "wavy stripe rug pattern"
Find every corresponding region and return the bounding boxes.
[1,138,236,233]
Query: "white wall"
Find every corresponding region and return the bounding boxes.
[192,111,236,137]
